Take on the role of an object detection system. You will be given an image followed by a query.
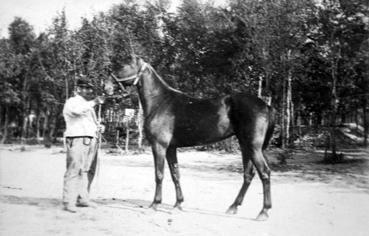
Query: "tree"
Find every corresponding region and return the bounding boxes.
[0,39,22,143]
[38,10,74,146]
[1,0,367,151]
[313,0,369,158]
[7,17,35,143]
[229,0,317,147]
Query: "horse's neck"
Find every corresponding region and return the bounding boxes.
[138,68,172,116]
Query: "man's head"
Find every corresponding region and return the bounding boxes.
[76,77,94,100]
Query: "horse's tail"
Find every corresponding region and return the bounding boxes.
[262,105,276,150]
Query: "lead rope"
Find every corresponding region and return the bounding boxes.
[93,103,102,199]
[94,75,103,196]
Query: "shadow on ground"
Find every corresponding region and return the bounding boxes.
[0,195,61,208]
[95,197,254,220]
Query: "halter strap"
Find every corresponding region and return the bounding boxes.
[110,62,148,86]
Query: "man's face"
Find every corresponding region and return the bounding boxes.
[77,86,94,100]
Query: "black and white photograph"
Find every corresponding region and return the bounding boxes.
[0,0,368,235]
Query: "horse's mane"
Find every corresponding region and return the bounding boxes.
[147,64,184,95]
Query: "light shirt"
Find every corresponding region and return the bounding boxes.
[63,94,99,138]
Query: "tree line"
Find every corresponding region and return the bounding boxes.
[0,0,368,157]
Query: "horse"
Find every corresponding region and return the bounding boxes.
[104,56,275,220]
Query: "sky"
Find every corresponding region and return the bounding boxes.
[0,0,184,38]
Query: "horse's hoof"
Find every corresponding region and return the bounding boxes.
[255,211,269,221]
[173,203,183,211]
[226,206,237,215]
[149,203,159,211]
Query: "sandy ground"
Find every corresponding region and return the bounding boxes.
[0,145,368,236]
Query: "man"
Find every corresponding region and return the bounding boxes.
[62,77,105,213]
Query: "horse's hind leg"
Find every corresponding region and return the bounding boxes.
[232,117,272,220]
[150,142,166,210]
[166,146,184,210]
[226,157,255,214]
[252,148,271,221]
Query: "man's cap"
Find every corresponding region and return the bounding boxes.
[76,77,93,88]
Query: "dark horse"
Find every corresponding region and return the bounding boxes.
[104,57,275,220]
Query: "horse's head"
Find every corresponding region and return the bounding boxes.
[103,55,148,95]
[117,55,144,82]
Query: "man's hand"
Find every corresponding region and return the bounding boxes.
[98,124,105,134]
[94,96,105,105]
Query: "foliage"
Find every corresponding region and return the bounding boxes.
[0,0,367,152]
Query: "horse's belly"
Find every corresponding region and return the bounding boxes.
[173,116,234,147]
[172,95,234,147]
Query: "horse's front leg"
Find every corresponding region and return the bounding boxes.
[166,146,184,210]
[150,142,166,210]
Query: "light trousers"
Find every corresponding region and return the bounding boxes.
[63,136,98,205]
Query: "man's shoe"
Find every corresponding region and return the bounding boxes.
[63,204,77,213]
[76,201,97,208]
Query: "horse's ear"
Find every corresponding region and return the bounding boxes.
[130,54,138,60]
[136,57,144,66]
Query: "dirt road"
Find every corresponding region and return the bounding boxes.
[0,145,368,236]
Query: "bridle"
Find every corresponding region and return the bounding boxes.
[109,62,149,90]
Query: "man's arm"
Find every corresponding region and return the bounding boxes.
[64,99,96,116]
[64,96,104,117]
